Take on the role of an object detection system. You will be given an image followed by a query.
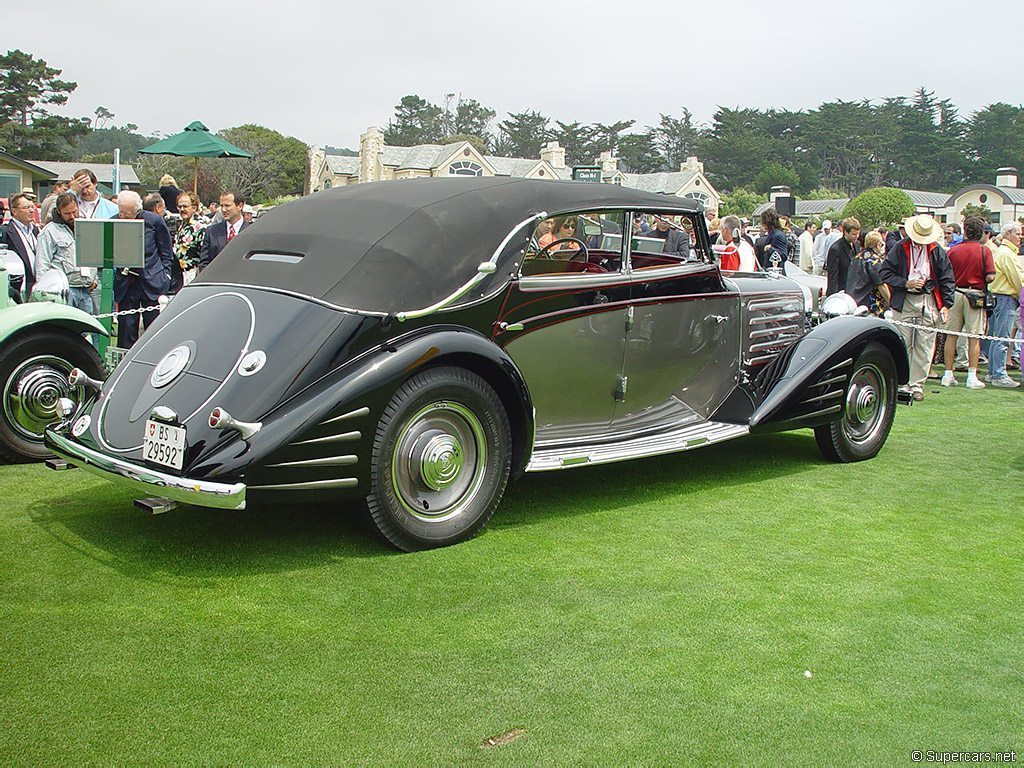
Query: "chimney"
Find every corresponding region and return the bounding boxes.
[308,145,326,194]
[769,185,791,204]
[996,167,1018,188]
[540,141,566,170]
[681,156,703,174]
[598,150,617,176]
[359,127,384,183]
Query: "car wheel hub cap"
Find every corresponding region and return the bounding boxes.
[843,363,887,444]
[4,356,78,440]
[851,387,877,422]
[416,431,464,491]
[392,402,486,523]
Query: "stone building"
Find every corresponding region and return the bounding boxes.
[308,128,721,211]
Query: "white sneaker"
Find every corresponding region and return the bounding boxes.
[991,376,1020,389]
[940,372,957,387]
[965,377,985,389]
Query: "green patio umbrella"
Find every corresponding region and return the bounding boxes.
[138,120,252,192]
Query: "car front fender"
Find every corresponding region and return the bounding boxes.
[748,316,909,430]
[0,302,108,346]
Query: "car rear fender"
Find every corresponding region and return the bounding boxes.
[748,316,909,430]
[200,325,535,480]
[0,302,108,346]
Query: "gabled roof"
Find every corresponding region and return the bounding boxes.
[28,160,140,185]
[620,170,699,195]
[0,151,56,179]
[484,156,545,177]
[325,155,359,175]
[903,189,951,208]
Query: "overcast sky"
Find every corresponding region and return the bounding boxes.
[9,0,1022,149]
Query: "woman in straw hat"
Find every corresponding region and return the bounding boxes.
[878,214,956,401]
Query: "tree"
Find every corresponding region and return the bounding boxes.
[842,187,915,229]
[383,94,444,146]
[441,95,495,143]
[617,131,662,173]
[549,121,596,167]
[93,106,114,129]
[960,202,994,222]
[591,120,635,156]
[718,187,763,218]
[0,49,88,158]
[216,124,309,204]
[656,110,701,171]
[968,103,1024,183]
[73,124,158,161]
[494,110,550,157]
[754,162,801,195]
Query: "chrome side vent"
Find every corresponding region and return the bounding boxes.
[744,296,805,367]
[784,357,853,421]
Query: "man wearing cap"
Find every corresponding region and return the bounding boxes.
[879,214,956,401]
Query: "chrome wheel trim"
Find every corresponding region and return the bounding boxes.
[3,355,81,440]
[391,401,487,524]
[843,362,888,445]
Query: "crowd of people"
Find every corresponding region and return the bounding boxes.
[1,173,252,349]
[708,206,1024,401]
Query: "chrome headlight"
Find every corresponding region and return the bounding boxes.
[820,292,858,319]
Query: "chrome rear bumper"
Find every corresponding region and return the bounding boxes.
[44,429,246,510]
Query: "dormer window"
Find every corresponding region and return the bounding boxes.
[449,161,483,177]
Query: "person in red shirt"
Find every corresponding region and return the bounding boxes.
[941,216,995,388]
[714,215,742,270]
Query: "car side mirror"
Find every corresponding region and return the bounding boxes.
[583,223,602,237]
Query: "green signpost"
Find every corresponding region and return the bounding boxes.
[572,166,602,183]
[75,220,144,357]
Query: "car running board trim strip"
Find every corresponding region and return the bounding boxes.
[525,421,750,472]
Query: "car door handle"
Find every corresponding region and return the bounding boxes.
[498,322,524,332]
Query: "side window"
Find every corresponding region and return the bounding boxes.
[522,210,625,277]
[630,212,706,271]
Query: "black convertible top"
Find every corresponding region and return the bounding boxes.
[195,177,703,313]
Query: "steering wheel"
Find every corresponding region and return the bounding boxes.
[536,237,590,262]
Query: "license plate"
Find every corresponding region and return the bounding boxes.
[142,420,186,470]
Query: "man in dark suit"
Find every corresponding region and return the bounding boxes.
[198,190,249,271]
[648,215,691,259]
[114,190,173,348]
[1,192,41,300]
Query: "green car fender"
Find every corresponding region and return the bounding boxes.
[0,302,109,346]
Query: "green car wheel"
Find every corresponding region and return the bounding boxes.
[0,328,104,462]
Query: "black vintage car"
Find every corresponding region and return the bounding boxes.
[46,179,908,550]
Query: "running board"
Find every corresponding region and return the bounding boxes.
[525,421,750,472]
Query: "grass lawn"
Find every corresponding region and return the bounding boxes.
[1,381,1022,765]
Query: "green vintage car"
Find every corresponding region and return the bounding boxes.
[0,252,107,461]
